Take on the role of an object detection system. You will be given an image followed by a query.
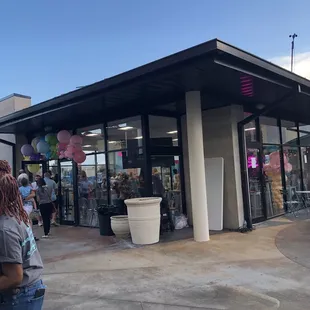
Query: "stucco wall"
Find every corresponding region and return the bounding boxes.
[0,95,31,174]
[182,105,245,229]
[0,96,15,117]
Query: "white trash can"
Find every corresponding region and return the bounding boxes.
[125,197,162,245]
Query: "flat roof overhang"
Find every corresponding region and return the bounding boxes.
[1,38,310,135]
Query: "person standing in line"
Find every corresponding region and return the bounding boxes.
[31,174,43,227]
[18,169,25,175]
[36,178,53,238]
[43,172,59,226]
[0,160,45,310]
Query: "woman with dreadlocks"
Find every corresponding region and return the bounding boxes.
[0,160,45,310]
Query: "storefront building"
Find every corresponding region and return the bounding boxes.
[0,39,310,241]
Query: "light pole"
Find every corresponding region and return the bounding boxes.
[289,33,298,72]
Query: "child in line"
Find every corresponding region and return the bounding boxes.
[19,176,39,241]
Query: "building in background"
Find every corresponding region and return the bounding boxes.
[0,39,310,241]
[0,94,31,174]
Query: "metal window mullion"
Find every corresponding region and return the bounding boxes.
[297,122,305,190]
[278,119,287,211]
[256,117,268,220]
[103,122,111,205]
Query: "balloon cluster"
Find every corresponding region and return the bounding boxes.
[20,130,86,165]
[57,130,86,164]
[264,151,292,173]
[21,133,58,162]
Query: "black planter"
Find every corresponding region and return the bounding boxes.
[97,205,119,236]
[98,213,114,236]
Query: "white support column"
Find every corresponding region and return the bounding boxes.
[185,91,209,242]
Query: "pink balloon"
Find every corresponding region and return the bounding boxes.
[284,162,292,173]
[66,144,76,153]
[269,151,281,168]
[70,135,83,145]
[74,144,82,151]
[57,130,71,144]
[65,150,74,159]
[73,151,86,164]
[57,143,67,151]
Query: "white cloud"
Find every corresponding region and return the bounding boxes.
[269,52,310,80]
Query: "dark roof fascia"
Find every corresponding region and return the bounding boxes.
[216,40,310,90]
[1,38,310,129]
[0,39,219,127]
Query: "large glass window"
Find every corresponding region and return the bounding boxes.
[262,145,285,217]
[301,147,310,190]
[149,115,178,147]
[151,155,183,213]
[78,125,105,152]
[260,117,280,144]
[108,150,144,214]
[107,116,142,151]
[281,120,298,145]
[244,113,257,143]
[107,116,144,215]
[283,146,301,190]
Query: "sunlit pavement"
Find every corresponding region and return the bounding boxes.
[35,212,310,309]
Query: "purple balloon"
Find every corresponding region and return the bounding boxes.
[30,154,40,161]
[21,144,34,156]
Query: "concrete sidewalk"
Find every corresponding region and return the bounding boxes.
[36,215,310,309]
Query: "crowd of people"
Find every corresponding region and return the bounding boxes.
[0,160,45,309]
[17,169,59,239]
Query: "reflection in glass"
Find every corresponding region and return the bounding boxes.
[260,117,280,144]
[107,116,142,151]
[301,147,310,190]
[244,113,257,143]
[77,153,108,227]
[77,125,105,152]
[281,120,298,144]
[299,124,310,140]
[283,146,301,190]
[149,115,178,147]
[108,150,144,214]
[262,146,285,217]
[151,155,183,214]
[247,148,263,219]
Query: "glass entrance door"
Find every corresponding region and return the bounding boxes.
[151,155,183,214]
[59,160,75,224]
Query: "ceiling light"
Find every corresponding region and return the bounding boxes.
[245,127,256,132]
[118,126,134,131]
[135,136,143,139]
[173,138,178,142]
[86,132,100,137]
[167,130,178,134]
[83,145,92,147]
[108,141,117,144]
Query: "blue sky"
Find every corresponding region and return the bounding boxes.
[1,0,309,104]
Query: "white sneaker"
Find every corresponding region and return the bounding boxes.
[51,221,59,227]
[38,222,43,227]
[42,235,49,239]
